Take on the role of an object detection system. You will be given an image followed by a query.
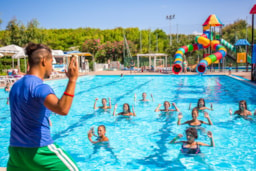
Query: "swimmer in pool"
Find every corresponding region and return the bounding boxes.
[94,97,112,110]
[178,109,213,126]
[189,98,213,111]
[113,103,136,116]
[154,101,180,112]
[4,82,11,105]
[229,100,252,116]
[88,125,109,144]
[134,92,154,102]
[169,127,214,154]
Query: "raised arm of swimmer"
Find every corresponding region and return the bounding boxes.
[154,104,161,112]
[172,102,180,112]
[113,104,117,116]
[132,105,136,116]
[94,98,99,110]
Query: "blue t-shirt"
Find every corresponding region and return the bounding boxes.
[9,75,55,147]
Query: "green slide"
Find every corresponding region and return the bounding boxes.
[221,39,251,64]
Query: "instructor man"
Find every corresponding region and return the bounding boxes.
[7,42,80,171]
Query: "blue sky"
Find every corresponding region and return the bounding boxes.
[0,0,255,34]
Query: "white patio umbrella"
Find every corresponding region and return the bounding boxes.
[12,49,27,72]
[0,44,24,68]
[0,53,3,57]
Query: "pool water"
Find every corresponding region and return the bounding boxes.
[1,75,256,170]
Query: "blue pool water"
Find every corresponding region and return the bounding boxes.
[1,75,256,170]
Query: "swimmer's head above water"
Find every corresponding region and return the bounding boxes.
[239,100,248,111]
[102,98,107,106]
[186,127,198,143]
[142,92,147,100]
[191,109,199,120]
[197,98,205,108]
[164,101,171,109]
[123,103,131,113]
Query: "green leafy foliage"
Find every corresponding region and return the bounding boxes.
[0,17,253,67]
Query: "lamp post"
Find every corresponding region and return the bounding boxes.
[166,14,175,46]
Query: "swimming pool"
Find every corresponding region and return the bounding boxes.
[1,75,256,170]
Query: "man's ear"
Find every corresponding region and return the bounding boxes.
[42,57,46,67]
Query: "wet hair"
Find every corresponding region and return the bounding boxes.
[191,108,199,117]
[98,125,106,131]
[25,42,52,67]
[164,101,171,108]
[186,127,198,139]
[102,98,107,103]
[197,98,205,108]
[239,100,248,110]
[123,103,131,113]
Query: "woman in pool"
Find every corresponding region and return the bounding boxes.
[189,98,213,111]
[113,103,136,116]
[94,97,112,110]
[88,125,109,144]
[178,109,213,126]
[169,127,214,154]
[134,92,154,102]
[154,101,179,112]
[229,100,252,116]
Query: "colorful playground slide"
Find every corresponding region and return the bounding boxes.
[221,39,252,63]
[172,34,227,74]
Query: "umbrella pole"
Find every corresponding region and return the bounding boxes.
[18,58,20,70]
[25,57,27,73]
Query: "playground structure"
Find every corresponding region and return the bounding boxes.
[250,5,256,81]
[172,14,253,75]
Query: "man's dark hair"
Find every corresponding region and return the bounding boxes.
[25,42,52,67]
[186,127,198,139]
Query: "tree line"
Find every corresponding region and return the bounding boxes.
[0,17,253,68]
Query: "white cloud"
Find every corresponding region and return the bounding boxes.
[192,31,202,35]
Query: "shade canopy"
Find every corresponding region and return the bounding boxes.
[52,50,68,58]
[12,49,26,59]
[64,50,81,54]
[0,44,23,55]
[64,50,92,56]
[202,14,224,29]
[234,39,251,46]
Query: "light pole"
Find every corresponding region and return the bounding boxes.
[166,14,175,46]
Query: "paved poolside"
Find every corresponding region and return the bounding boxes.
[0,71,254,88]
[87,70,252,80]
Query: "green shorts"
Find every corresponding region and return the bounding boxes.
[7,143,80,171]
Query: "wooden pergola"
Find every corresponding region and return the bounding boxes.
[136,53,168,71]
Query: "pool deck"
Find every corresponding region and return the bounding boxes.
[0,71,255,88]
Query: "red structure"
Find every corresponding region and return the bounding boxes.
[250,5,256,81]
